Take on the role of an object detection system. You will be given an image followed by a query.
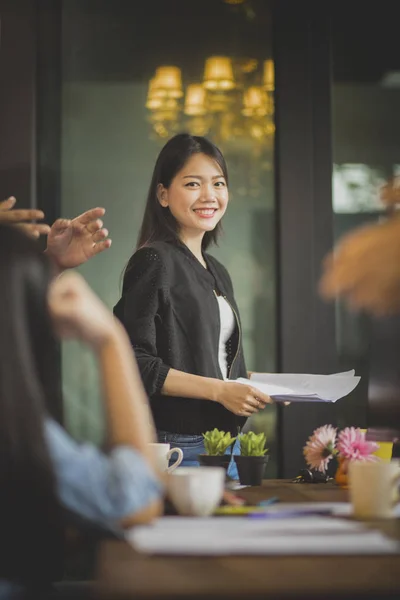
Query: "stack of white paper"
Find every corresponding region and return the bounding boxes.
[229,370,360,403]
[127,516,399,556]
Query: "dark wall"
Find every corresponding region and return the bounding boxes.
[274,1,337,477]
[0,0,37,203]
[0,0,63,422]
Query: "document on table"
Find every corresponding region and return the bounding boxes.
[227,369,361,403]
[262,502,400,518]
[127,516,400,556]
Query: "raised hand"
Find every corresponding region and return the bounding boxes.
[46,207,112,270]
[319,216,400,315]
[0,197,50,237]
[48,271,118,349]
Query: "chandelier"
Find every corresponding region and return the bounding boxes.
[145,56,275,157]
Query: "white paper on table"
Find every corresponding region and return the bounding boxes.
[226,370,361,403]
[267,502,400,518]
[127,516,400,556]
[255,501,352,516]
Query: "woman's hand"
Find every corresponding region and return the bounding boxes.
[48,271,119,349]
[214,381,272,417]
[46,207,111,270]
[0,196,50,237]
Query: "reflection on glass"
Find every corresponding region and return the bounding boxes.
[145,55,275,164]
[332,9,400,429]
[58,0,277,475]
[333,164,386,214]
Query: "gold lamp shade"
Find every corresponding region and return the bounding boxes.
[184,84,207,116]
[146,54,275,149]
[263,59,274,91]
[152,66,183,98]
[242,86,267,117]
[146,75,181,115]
[203,56,235,91]
[146,78,164,110]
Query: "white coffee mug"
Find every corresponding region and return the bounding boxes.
[349,459,400,519]
[167,466,225,517]
[149,443,183,473]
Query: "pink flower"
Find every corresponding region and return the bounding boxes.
[337,427,378,461]
[303,425,337,473]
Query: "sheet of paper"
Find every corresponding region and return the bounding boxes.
[266,502,400,518]
[251,372,360,400]
[227,370,361,403]
[264,502,351,516]
[127,516,399,556]
[130,516,363,531]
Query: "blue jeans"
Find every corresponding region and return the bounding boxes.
[157,431,240,479]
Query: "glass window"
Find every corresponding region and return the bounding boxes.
[331,5,400,428]
[57,1,277,473]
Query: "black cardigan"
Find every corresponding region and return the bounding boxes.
[113,240,247,436]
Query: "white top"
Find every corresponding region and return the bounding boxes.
[215,292,236,379]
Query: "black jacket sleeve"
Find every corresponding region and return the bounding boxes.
[114,247,170,397]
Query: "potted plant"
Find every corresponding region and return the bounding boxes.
[234,431,269,486]
[198,428,236,472]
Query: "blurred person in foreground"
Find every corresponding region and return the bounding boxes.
[0,224,163,600]
[319,178,400,315]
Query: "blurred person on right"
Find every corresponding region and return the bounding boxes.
[319,177,400,315]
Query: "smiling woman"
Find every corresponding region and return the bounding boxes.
[157,153,229,264]
[114,134,273,479]
[35,0,276,477]
[135,134,228,254]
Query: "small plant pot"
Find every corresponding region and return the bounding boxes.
[198,454,231,473]
[234,455,269,486]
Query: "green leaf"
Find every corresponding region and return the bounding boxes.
[202,428,236,455]
[238,431,268,456]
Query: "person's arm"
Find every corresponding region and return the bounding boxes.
[162,368,271,417]
[1,197,111,270]
[0,196,50,236]
[46,418,163,529]
[97,326,162,526]
[98,320,156,462]
[118,248,271,417]
[48,272,163,526]
[319,215,400,315]
[45,208,111,271]
[114,247,171,397]
[160,257,271,415]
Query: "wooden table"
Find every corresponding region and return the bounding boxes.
[95,480,400,599]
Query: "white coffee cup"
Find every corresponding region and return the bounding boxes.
[149,443,183,473]
[167,466,225,517]
[349,459,400,519]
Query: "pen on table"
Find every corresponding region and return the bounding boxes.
[248,508,333,519]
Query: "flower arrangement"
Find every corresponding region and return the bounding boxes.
[303,425,379,473]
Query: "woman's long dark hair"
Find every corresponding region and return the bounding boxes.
[0,225,63,586]
[136,133,229,252]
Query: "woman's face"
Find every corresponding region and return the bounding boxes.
[158,153,228,238]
